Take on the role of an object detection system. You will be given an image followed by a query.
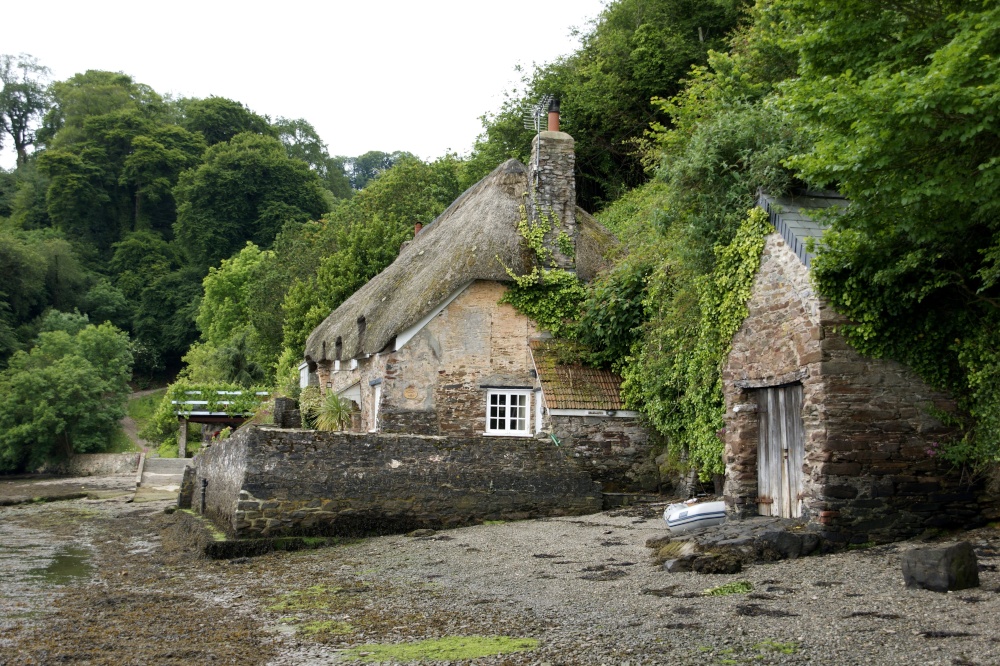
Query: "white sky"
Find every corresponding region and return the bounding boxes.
[1,0,608,170]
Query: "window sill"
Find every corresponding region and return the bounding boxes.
[482,431,533,438]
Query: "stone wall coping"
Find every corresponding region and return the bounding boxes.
[244,425,544,446]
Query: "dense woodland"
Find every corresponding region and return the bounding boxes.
[1,0,997,478]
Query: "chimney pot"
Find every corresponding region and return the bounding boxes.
[414,222,423,235]
[547,97,560,133]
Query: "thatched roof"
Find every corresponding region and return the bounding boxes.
[305,158,615,363]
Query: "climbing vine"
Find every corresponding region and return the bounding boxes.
[622,207,771,477]
[140,381,270,452]
[497,196,586,337]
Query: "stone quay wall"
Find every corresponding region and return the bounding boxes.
[724,233,984,544]
[38,452,141,477]
[188,425,602,538]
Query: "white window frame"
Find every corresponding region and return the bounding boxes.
[370,382,382,433]
[485,389,532,437]
[534,389,543,433]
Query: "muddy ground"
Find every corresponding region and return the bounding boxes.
[0,483,998,666]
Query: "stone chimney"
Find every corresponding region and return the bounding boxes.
[527,99,576,273]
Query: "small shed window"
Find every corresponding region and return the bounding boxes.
[485,389,531,437]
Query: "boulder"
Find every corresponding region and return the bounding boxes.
[756,530,803,559]
[691,551,742,574]
[662,556,695,573]
[901,542,979,592]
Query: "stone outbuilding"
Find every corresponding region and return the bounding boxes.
[722,191,982,544]
[302,121,657,492]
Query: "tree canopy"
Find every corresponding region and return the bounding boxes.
[0,323,132,472]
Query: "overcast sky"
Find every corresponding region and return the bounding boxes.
[1,0,609,170]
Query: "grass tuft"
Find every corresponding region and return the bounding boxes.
[703,580,753,596]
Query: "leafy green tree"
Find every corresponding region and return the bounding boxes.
[37,309,89,336]
[180,242,277,384]
[0,227,87,365]
[346,150,415,190]
[80,278,131,330]
[273,117,352,198]
[0,53,51,168]
[178,96,273,146]
[109,230,182,302]
[770,0,1000,465]
[173,132,329,266]
[39,70,164,149]
[5,161,51,229]
[469,0,745,209]
[132,266,202,372]
[39,109,204,250]
[0,323,132,472]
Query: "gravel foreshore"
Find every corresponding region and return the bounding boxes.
[1,490,998,666]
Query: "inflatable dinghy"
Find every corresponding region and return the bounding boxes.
[663,500,726,533]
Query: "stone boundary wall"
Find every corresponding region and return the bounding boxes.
[188,426,602,538]
[548,415,659,493]
[38,453,141,477]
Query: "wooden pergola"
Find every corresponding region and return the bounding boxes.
[173,390,268,457]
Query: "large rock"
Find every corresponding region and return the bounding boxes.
[901,541,979,592]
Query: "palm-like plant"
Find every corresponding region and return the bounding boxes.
[315,393,353,431]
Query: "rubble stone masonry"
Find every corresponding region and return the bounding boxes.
[723,233,984,543]
[188,425,602,538]
[528,131,577,273]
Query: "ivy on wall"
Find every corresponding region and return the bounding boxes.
[622,207,771,477]
[497,198,586,338]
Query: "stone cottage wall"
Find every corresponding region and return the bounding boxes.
[724,233,980,544]
[371,281,538,437]
[189,425,602,538]
[548,414,658,492]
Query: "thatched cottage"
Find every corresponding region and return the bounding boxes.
[302,122,657,492]
[722,192,983,543]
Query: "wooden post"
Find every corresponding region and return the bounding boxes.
[178,418,188,458]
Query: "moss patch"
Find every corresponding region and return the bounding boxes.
[703,581,753,596]
[267,585,355,612]
[341,635,538,663]
[754,639,798,654]
[177,509,227,542]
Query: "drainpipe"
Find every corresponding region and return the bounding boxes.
[200,478,208,514]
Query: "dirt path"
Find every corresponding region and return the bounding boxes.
[120,388,162,454]
[1,487,998,666]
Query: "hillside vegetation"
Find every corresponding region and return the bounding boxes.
[2,0,997,476]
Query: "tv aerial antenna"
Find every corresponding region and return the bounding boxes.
[523,94,554,189]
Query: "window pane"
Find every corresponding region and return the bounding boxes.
[486,390,530,434]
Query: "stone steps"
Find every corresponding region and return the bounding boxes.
[138,458,190,490]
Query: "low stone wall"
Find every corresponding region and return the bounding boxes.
[188,426,602,538]
[549,415,660,493]
[38,453,141,477]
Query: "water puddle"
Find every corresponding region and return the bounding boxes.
[27,546,93,585]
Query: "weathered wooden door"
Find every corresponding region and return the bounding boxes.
[757,384,805,518]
